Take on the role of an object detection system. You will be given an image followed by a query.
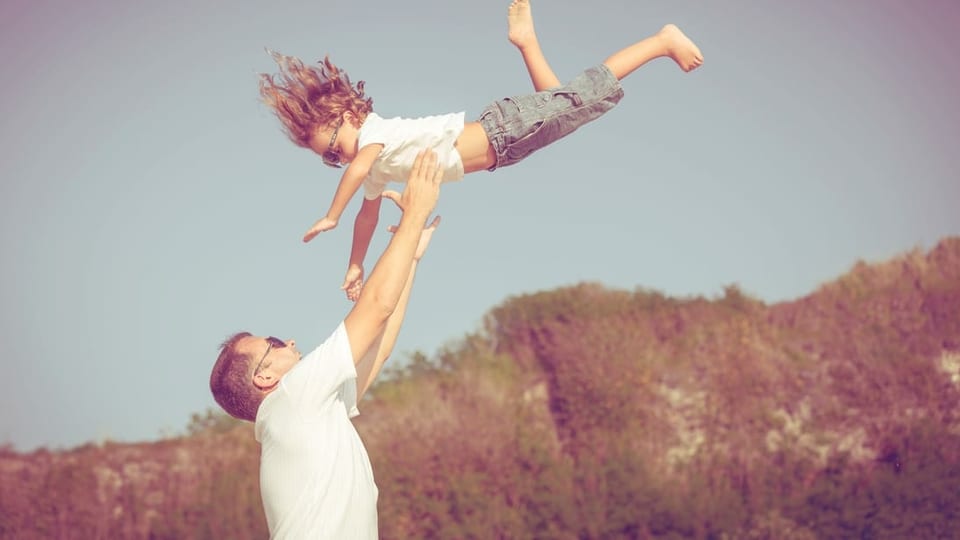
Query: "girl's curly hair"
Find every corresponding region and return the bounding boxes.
[259,50,374,148]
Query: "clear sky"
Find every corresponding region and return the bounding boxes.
[1,0,958,451]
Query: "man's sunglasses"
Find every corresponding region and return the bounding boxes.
[254,336,287,375]
[322,117,344,168]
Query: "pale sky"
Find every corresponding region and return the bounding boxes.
[2,0,958,450]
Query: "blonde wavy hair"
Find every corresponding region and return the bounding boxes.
[259,50,374,148]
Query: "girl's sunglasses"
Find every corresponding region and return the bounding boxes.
[322,117,344,168]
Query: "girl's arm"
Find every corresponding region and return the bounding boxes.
[341,196,382,300]
[302,143,384,243]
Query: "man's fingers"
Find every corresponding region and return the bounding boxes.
[410,149,436,181]
[410,150,426,178]
[386,214,440,234]
[381,190,401,208]
[425,150,438,170]
[420,149,437,170]
[412,149,437,181]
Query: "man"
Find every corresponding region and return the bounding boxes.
[209,150,443,539]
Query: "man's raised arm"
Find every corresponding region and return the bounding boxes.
[343,150,442,363]
[354,215,440,399]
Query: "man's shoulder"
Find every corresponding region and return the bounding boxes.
[295,322,354,379]
[303,321,350,363]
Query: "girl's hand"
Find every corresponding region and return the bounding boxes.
[303,216,338,243]
[341,263,365,302]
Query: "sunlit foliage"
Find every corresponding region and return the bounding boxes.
[2,238,958,538]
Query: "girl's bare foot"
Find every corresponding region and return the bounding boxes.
[658,24,704,72]
[507,0,561,90]
[507,0,537,50]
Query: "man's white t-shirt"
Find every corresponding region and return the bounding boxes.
[358,111,466,200]
[255,322,378,539]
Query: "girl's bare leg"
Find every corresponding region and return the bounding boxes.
[604,24,704,79]
[507,0,561,91]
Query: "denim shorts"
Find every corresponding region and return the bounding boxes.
[477,64,624,171]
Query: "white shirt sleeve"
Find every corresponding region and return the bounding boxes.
[279,321,356,414]
[362,173,387,200]
[358,113,390,200]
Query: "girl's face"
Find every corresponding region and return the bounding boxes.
[309,114,361,168]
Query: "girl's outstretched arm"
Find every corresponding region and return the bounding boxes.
[303,143,384,243]
[342,196,382,300]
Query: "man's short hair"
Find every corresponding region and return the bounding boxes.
[209,332,264,422]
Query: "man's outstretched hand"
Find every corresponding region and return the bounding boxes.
[388,215,441,261]
[381,150,442,221]
[343,150,443,302]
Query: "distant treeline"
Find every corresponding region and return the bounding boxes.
[2,238,959,539]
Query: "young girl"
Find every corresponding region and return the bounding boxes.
[259,0,703,300]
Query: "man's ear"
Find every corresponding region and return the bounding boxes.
[253,371,276,390]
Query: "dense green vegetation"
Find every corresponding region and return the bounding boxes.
[2,238,958,539]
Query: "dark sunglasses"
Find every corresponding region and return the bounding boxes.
[254,336,287,375]
[322,117,344,168]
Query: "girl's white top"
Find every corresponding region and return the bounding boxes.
[357,112,466,200]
